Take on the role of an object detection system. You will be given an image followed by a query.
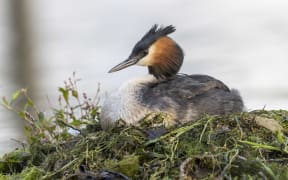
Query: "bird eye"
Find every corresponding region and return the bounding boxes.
[143,49,148,56]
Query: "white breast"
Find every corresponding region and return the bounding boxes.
[100,75,157,130]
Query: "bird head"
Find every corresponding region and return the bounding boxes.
[108,24,184,79]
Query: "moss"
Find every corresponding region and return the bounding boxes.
[104,155,140,177]
[0,175,9,180]
[20,167,45,180]
[0,149,30,175]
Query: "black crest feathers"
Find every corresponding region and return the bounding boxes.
[131,25,176,55]
[140,24,176,42]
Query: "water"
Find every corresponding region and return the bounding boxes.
[1,0,288,155]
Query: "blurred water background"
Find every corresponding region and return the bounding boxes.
[1,0,288,155]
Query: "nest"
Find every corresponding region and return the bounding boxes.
[1,75,288,179]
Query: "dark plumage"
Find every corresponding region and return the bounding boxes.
[140,74,243,123]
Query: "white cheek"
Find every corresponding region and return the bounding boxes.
[136,45,156,66]
[137,56,151,66]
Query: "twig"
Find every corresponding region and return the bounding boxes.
[144,120,203,146]
[219,149,239,179]
[56,120,82,134]
[239,140,288,154]
[234,116,244,139]
[259,161,277,180]
[42,158,79,180]
[199,116,214,143]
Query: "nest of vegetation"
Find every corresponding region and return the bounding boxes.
[1,74,288,179]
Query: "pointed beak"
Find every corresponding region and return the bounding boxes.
[108,57,138,73]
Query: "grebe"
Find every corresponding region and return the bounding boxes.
[100,25,244,130]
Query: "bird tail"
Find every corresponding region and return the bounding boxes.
[230,88,246,112]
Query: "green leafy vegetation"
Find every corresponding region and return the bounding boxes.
[1,74,288,179]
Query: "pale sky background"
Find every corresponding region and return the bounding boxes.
[0,0,288,154]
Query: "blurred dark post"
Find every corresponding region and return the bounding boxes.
[8,0,38,93]
[6,0,39,138]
